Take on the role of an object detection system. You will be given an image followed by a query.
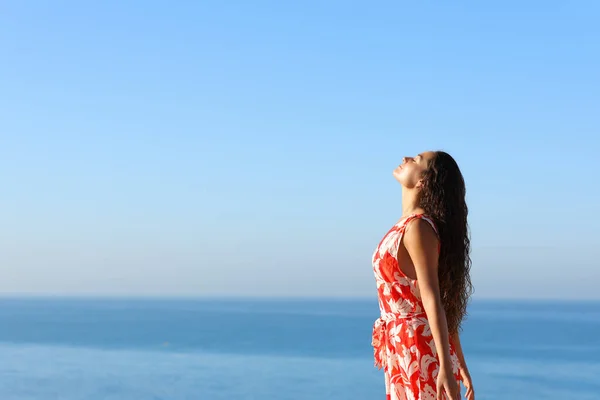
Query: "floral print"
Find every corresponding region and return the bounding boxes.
[372,214,461,400]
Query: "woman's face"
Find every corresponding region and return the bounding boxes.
[393,151,436,188]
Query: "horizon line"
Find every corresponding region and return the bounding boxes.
[0,293,598,303]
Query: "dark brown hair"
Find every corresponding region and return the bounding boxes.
[420,151,473,333]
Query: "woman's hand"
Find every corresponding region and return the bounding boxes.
[459,366,474,400]
[437,365,460,400]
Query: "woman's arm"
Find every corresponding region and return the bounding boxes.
[404,219,459,400]
[451,331,474,400]
[450,331,467,370]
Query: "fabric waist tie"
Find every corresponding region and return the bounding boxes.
[371,311,427,369]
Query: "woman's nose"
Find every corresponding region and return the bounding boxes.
[402,156,411,164]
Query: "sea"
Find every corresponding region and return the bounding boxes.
[0,298,598,400]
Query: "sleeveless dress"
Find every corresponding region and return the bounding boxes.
[371,214,461,400]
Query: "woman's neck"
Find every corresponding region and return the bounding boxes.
[401,187,425,217]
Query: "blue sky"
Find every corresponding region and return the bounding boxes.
[1,1,599,299]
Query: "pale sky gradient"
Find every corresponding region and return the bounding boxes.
[1,1,599,299]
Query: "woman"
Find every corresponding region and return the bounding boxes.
[371,151,474,400]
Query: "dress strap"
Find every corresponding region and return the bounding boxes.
[402,214,438,235]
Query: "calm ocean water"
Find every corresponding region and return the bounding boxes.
[0,298,598,400]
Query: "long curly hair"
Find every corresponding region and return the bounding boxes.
[419,151,473,333]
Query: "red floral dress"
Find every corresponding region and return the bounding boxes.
[372,214,461,400]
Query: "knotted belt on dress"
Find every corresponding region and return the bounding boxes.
[371,311,427,370]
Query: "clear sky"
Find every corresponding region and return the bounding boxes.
[1,1,599,299]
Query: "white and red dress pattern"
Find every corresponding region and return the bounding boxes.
[372,214,461,400]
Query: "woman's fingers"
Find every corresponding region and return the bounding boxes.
[465,385,474,400]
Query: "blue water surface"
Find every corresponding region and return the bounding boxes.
[0,298,598,399]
